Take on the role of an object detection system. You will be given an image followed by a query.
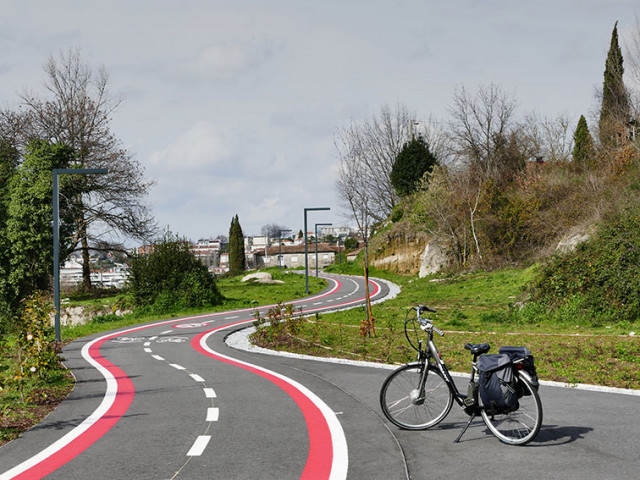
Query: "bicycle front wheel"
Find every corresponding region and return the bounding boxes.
[480,373,542,445]
[380,363,453,430]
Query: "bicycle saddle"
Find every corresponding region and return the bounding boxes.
[464,343,490,355]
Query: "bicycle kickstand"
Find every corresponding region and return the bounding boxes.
[454,412,476,443]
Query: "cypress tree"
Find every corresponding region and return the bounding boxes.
[599,21,631,148]
[228,214,246,274]
[572,115,595,166]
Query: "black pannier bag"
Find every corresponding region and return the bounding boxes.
[499,346,539,393]
[477,354,519,413]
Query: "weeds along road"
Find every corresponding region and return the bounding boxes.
[1,273,639,479]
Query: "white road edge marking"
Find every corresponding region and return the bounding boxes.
[203,388,217,398]
[186,436,211,456]
[200,328,349,480]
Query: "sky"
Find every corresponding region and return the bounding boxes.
[1,0,639,242]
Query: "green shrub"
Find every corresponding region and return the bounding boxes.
[91,313,121,324]
[17,293,59,379]
[127,230,222,313]
[530,208,640,324]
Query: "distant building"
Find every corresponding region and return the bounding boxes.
[317,226,359,238]
[60,257,129,288]
[192,238,222,267]
[255,244,337,269]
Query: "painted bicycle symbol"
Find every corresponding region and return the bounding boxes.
[172,322,211,329]
[112,337,146,343]
[156,336,187,343]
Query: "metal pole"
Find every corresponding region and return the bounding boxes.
[53,172,60,342]
[53,168,108,342]
[303,207,330,294]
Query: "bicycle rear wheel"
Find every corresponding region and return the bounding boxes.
[380,363,453,430]
[480,372,542,445]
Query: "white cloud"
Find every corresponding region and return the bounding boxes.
[188,39,275,81]
[148,122,233,172]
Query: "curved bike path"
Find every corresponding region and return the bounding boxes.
[0,274,404,480]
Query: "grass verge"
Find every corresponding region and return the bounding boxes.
[252,265,640,390]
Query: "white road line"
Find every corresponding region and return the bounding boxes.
[190,374,205,382]
[149,336,158,341]
[313,302,323,305]
[161,330,173,334]
[199,329,349,480]
[169,364,186,370]
[203,388,217,398]
[151,355,165,361]
[186,436,211,456]
[143,342,151,347]
[226,315,239,319]
[144,348,152,353]
[206,408,219,422]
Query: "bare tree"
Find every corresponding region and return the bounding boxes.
[334,104,420,223]
[625,16,640,151]
[18,48,156,289]
[523,113,574,163]
[335,134,376,337]
[448,83,519,179]
[260,223,289,239]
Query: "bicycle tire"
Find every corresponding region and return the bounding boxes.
[380,363,453,430]
[480,372,542,445]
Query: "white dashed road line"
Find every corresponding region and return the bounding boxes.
[203,388,217,398]
[206,408,219,422]
[186,436,211,457]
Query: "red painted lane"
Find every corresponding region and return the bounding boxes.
[192,329,333,479]
[11,336,135,479]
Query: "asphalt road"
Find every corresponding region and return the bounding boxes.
[1,273,638,480]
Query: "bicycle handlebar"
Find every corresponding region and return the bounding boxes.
[418,317,444,336]
[417,305,437,314]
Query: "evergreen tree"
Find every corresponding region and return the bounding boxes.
[390,137,438,196]
[0,140,20,324]
[572,115,595,166]
[599,21,631,148]
[228,214,246,274]
[3,141,76,316]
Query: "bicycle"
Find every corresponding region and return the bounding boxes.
[379,305,542,445]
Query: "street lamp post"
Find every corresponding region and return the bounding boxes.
[303,207,330,294]
[53,168,108,342]
[314,223,332,278]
